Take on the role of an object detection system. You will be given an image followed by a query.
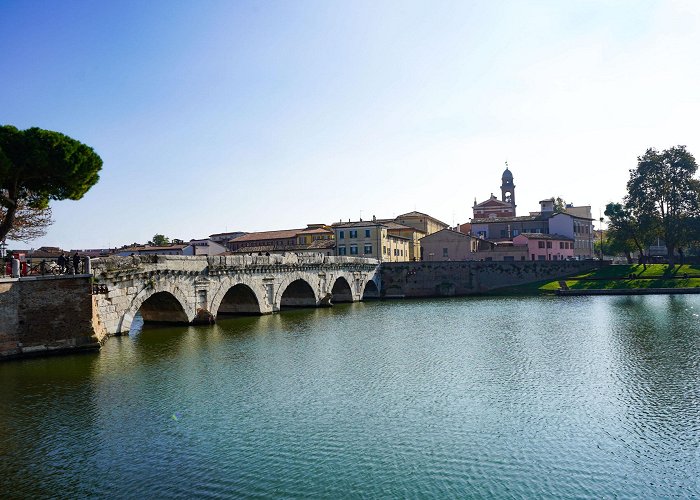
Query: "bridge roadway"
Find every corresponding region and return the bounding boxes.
[92,254,381,335]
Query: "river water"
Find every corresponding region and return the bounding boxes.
[2,295,700,498]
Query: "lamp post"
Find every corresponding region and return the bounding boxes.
[599,217,604,263]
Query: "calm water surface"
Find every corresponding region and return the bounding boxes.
[2,295,700,498]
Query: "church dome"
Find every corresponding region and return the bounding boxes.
[502,167,513,181]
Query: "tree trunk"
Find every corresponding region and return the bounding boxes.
[667,244,676,267]
[0,201,17,243]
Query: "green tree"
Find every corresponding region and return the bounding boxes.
[604,202,657,266]
[553,196,567,213]
[625,145,700,266]
[149,234,170,246]
[0,125,102,242]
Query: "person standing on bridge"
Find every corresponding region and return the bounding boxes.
[73,252,81,274]
[57,252,67,274]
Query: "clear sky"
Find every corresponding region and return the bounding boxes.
[1,0,699,249]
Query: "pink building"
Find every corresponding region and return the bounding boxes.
[513,233,574,261]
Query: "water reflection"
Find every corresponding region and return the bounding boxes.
[2,297,700,497]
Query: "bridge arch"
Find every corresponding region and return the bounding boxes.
[362,279,380,300]
[330,276,354,303]
[276,277,320,310]
[118,282,195,333]
[209,276,269,317]
[215,283,262,316]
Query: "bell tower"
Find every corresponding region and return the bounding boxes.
[500,163,516,216]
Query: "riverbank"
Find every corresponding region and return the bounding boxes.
[494,264,700,295]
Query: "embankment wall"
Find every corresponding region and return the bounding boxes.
[0,276,105,360]
[380,260,599,297]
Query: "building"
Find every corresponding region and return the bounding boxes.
[473,166,517,219]
[332,221,409,262]
[227,225,336,256]
[473,242,529,261]
[187,239,228,256]
[376,219,426,261]
[295,224,335,246]
[468,166,596,257]
[420,228,493,261]
[116,244,190,256]
[228,229,300,252]
[209,231,247,247]
[470,214,551,241]
[420,228,530,261]
[395,211,449,236]
[512,233,574,261]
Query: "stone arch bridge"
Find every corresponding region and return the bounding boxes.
[92,254,380,335]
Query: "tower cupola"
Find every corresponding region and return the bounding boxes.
[500,164,516,215]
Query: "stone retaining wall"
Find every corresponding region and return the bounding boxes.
[380,260,600,297]
[0,276,105,360]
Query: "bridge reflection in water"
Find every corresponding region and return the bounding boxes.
[92,254,380,335]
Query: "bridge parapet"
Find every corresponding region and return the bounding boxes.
[92,254,379,279]
[207,254,379,274]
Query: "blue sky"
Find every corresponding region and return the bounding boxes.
[2,0,699,249]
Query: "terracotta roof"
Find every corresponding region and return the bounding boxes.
[396,211,449,227]
[383,221,425,233]
[298,227,333,235]
[474,198,512,208]
[231,239,336,254]
[229,229,302,242]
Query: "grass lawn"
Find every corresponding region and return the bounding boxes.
[495,264,700,295]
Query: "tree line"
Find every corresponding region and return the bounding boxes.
[605,145,699,266]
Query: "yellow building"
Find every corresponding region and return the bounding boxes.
[332,221,410,262]
[296,224,334,246]
[377,220,425,261]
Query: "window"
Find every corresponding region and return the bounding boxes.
[504,256,514,261]
[350,230,358,238]
[364,244,372,254]
[350,244,358,255]
[538,241,545,249]
[559,242,564,249]
[500,229,506,237]
[546,241,552,249]
[365,229,371,238]
[512,229,519,236]
[383,245,387,254]
[443,247,449,257]
[538,255,546,260]
[338,245,346,255]
[339,231,345,240]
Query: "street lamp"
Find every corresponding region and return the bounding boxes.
[599,217,604,263]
